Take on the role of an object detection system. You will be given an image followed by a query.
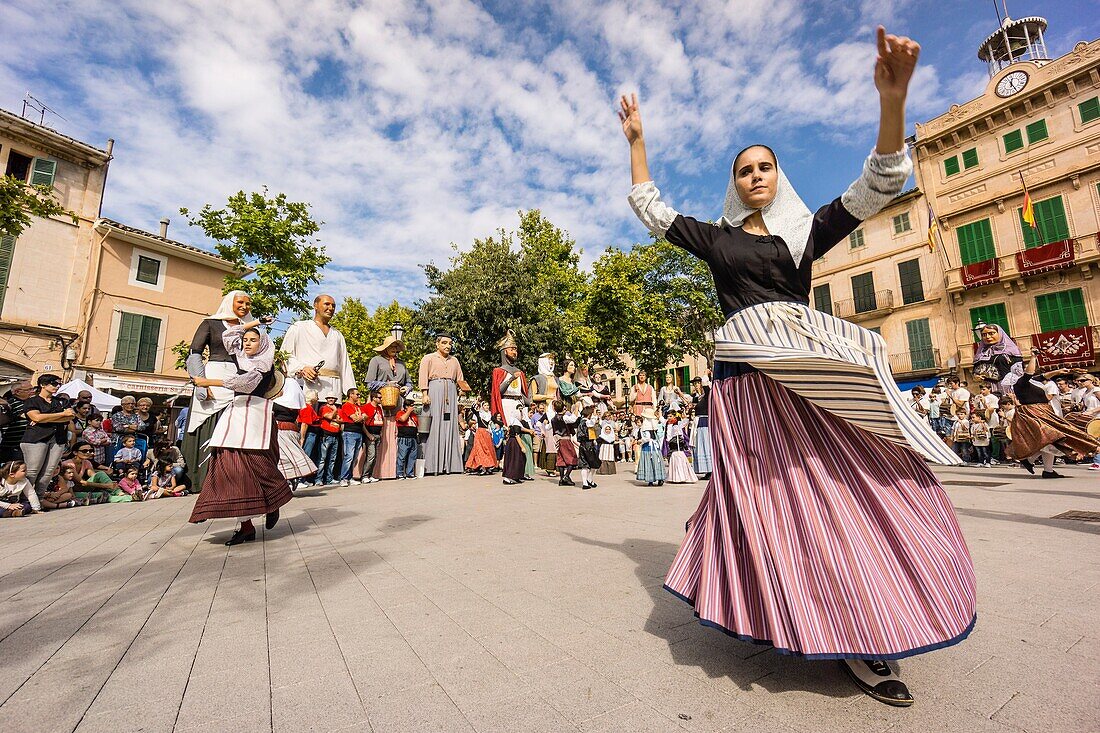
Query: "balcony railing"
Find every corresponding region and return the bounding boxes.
[834,290,894,320]
[946,233,1099,295]
[889,348,941,375]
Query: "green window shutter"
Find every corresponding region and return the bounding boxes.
[905,319,935,370]
[1036,289,1087,333]
[1003,129,1024,153]
[962,148,979,169]
[813,283,833,315]
[956,218,996,265]
[969,303,1009,337]
[1036,196,1069,243]
[892,212,911,234]
[114,313,141,371]
[848,229,864,249]
[1025,119,1048,144]
[1019,206,1043,249]
[29,158,57,187]
[0,235,15,315]
[851,272,876,313]
[944,156,960,176]
[1080,97,1100,124]
[897,258,924,304]
[136,316,162,372]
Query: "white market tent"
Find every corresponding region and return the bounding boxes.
[57,378,122,412]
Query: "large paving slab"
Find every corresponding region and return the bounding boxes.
[0,461,1096,732]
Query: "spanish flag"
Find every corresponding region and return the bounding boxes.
[926,204,939,251]
[1016,173,1034,228]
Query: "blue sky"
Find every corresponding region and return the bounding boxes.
[2,1,1098,310]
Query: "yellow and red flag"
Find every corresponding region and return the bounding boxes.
[1021,188,1037,230]
[926,204,939,251]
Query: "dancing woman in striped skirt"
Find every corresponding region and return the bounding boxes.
[619,27,975,707]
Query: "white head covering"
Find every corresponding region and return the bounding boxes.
[538,354,555,377]
[226,324,274,373]
[209,290,252,321]
[273,372,306,409]
[719,151,813,267]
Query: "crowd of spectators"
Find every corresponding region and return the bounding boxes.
[0,375,191,517]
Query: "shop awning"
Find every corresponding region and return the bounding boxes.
[90,373,193,399]
[895,377,940,393]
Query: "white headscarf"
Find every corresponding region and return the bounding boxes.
[209,290,252,321]
[538,354,555,377]
[719,153,813,268]
[273,372,306,409]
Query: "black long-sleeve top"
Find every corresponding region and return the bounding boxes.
[190,319,232,361]
[663,198,859,318]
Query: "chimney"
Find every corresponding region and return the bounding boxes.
[159,217,170,238]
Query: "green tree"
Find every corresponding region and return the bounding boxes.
[0,174,75,238]
[180,187,328,316]
[416,210,592,395]
[330,298,427,388]
[587,236,721,375]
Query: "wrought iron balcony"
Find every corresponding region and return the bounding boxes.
[889,348,941,375]
[834,290,895,320]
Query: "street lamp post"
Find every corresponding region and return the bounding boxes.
[391,322,405,342]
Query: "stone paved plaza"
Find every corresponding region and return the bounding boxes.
[0,462,1097,733]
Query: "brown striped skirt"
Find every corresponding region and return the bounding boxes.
[190,424,292,522]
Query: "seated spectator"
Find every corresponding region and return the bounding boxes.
[112,435,143,476]
[0,459,41,513]
[147,462,189,499]
[42,463,82,509]
[118,468,144,501]
[81,414,112,466]
[156,441,187,479]
[74,390,102,418]
[136,397,159,440]
[71,402,94,439]
[110,396,149,442]
[21,374,75,499]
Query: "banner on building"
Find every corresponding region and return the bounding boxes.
[1016,238,1074,276]
[1032,326,1095,369]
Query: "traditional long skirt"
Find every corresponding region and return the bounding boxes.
[373,414,398,479]
[1006,404,1099,462]
[182,360,238,489]
[424,378,464,474]
[691,415,713,474]
[540,431,558,472]
[277,429,316,480]
[636,443,666,484]
[665,372,976,660]
[598,441,617,474]
[465,429,498,471]
[555,436,577,468]
[667,451,698,484]
[502,432,527,482]
[190,424,292,522]
[521,434,535,477]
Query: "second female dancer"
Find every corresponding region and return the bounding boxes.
[621,27,975,706]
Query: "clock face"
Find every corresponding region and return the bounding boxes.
[996,70,1029,97]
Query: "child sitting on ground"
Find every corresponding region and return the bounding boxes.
[148,462,189,499]
[112,435,143,477]
[43,464,83,509]
[0,460,40,514]
[118,468,144,501]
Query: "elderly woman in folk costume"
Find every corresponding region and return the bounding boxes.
[972,323,1025,393]
[183,290,255,488]
[1004,349,1100,478]
[189,318,292,546]
[622,28,975,706]
[530,354,559,474]
[365,334,412,480]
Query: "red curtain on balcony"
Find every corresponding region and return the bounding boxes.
[961,258,999,289]
[1032,326,1095,369]
[1015,239,1074,276]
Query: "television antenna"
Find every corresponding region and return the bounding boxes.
[21,93,67,127]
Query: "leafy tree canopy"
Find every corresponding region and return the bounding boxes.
[0,174,75,239]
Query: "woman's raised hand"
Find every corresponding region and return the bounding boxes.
[874,26,920,101]
[619,93,643,145]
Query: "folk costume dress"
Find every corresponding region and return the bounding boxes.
[530,356,559,472]
[365,351,412,480]
[272,377,316,481]
[690,386,713,475]
[665,421,697,484]
[189,326,292,524]
[490,331,531,484]
[418,351,466,475]
[183,291,251,489]
[635,413,666,485]
[465,415,499,472]
[1006,373,1099,462]
[628,148,976,660]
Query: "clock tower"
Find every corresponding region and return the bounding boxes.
[978,14,1050,100]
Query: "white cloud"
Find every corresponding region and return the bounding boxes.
[0,0,986,308]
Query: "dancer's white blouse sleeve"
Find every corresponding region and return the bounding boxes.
[840,148,914,220]
[628,181,680,236]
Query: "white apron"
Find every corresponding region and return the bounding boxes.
[187,361,238,433]
[208,395,274,451]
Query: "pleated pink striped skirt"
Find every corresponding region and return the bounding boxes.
[664,372,976,660]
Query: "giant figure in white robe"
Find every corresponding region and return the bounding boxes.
[282,294,356,400]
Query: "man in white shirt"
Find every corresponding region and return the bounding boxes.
[945,377,970,421]
[283,295,357,400]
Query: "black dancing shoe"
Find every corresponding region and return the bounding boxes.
[1020,458,1035,474]
[225,529,257,546]
[1041,470,1066,479]
[265,509,280,529]
[582,483,594,490]
[503,478,519,485]
[841,659,914,707]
